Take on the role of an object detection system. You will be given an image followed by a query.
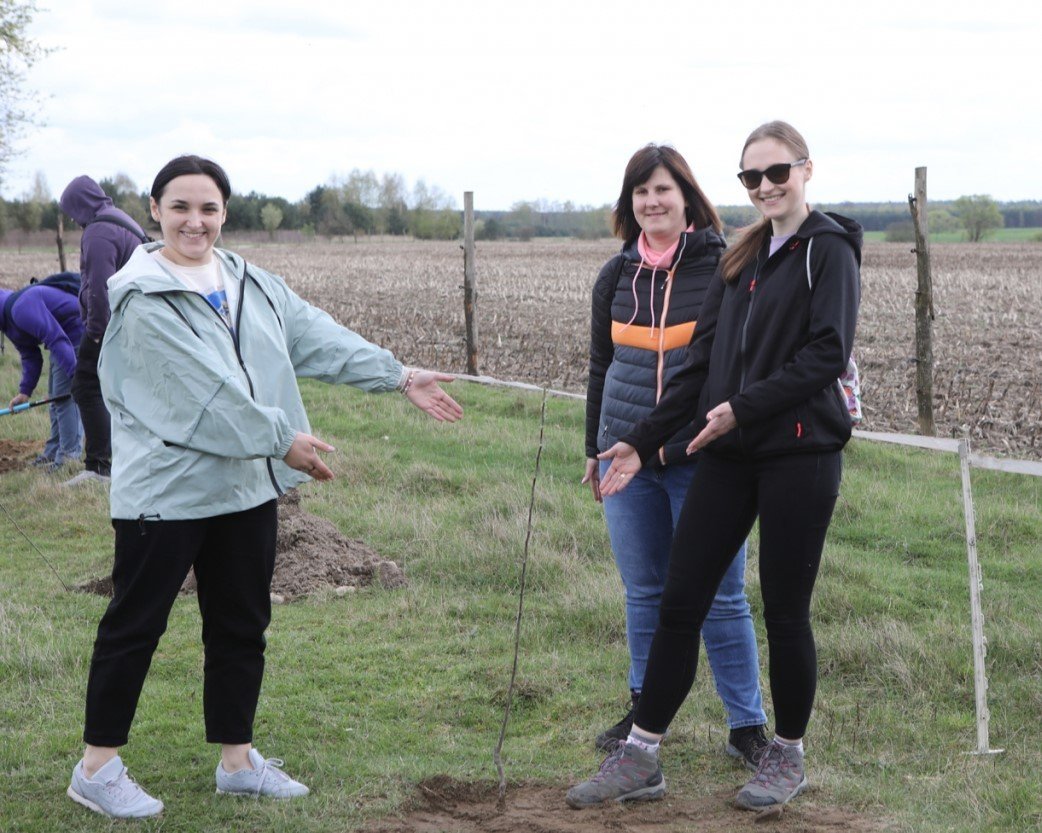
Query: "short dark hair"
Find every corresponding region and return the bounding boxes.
[612,144,721,241]
[151,155,232,205]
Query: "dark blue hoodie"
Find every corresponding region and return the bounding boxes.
[59,176,147,340]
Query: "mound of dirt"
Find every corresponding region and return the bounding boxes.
[78,490,406,600]
[363,776,892,833]
[0,439,42,474]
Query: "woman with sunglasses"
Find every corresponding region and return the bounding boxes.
[582,144,767,765]
[66,155,462,819]
[567,121,861,813]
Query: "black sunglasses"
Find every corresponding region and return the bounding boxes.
[737,159,808,190]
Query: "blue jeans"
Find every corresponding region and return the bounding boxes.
[42,360,83,465]
[600,459,766,729]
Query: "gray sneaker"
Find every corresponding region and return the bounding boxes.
[566,741,665,809]
[67,756,164,819]
[734,740,807,810]
[63,470,111,487]
[215,749,309,799]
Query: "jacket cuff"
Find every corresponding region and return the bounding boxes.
[274,418,297,460]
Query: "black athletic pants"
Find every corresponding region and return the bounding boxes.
[71,334,111,476]
[634,450,841,741]
[83,500,278,747]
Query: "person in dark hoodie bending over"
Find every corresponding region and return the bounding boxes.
[567,121,861,814]
[60,176,149,484]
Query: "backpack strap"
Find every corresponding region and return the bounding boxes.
[88,213,153,243]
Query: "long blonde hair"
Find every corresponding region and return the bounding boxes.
[720,121,810,282]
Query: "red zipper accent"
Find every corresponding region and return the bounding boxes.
[749,278,757,293]
[796,421,803,438]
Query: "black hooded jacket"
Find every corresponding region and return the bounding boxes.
[621,211,862,462]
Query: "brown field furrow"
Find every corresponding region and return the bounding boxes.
[4,237,1039,460]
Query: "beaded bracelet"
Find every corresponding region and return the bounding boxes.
[400,369,417,395]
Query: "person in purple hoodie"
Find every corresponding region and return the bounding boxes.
[60,176,149,482]
[0,277,85,470]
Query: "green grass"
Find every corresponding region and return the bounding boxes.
[865,227,1042,243]
[1,354,1040,832]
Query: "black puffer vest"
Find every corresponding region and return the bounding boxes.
[586,227,726,465]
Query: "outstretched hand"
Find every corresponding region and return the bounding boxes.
[284,431,336,481]
[596,442,641,498]
[404,370,463,422]
[686,401,736,455]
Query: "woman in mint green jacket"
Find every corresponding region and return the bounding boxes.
[67,155,462,820]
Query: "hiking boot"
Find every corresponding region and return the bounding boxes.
[67,756,164,819]
[594,691,639,752]
[726,724,770,771]
[734,740,807,810]
[215,749,309,799]
[566,741,665,809]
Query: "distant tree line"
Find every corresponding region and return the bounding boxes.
[0,169,1038,245]
[0,168,466,242]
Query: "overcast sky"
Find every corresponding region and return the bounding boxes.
[5,0,1040,210]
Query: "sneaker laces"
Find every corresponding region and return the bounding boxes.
[589,743,627,783]
[254,758,291,796]
[99,764,144,802]
[749,743,798,788]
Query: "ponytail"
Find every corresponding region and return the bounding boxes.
[721,218,771,282]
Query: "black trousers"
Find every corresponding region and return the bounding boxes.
[71,334,111,476]
[634,450,841,740]
[84,500,278,747]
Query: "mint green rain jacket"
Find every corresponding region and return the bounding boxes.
[99,244,403,520]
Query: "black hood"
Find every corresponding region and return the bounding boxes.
[796,211,863,266]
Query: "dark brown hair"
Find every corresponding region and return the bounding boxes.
[151,155,232,205]
[612,144,721,242]
[720,121,810,282]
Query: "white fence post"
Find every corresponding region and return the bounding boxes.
[958,439,1004,756]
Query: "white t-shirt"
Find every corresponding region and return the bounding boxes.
[151,250,238,329]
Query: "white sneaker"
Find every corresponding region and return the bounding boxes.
[62,470,111,487]
[215,749,309,799]
[67,756,164,818]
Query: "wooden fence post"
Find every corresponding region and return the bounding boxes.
[908,167,934,435]
[462,191,479,376]
[56,214,67,272]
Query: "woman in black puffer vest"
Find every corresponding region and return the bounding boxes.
[581,144,767,764]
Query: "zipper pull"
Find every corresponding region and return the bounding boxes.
[749,278,757,293]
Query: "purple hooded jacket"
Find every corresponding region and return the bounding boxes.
[59,176,147,340]
[0,285,85,396]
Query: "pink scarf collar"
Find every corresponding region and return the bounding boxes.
[636,224,695,269]
[623,224,696,334]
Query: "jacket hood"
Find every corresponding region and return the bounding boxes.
[59,175,115,225]
[108,245,245,310]
[797,211,864,266]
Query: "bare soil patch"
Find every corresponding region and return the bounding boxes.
[363,776,892,833]
[76,490,406,599]
[0,438,41,474]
